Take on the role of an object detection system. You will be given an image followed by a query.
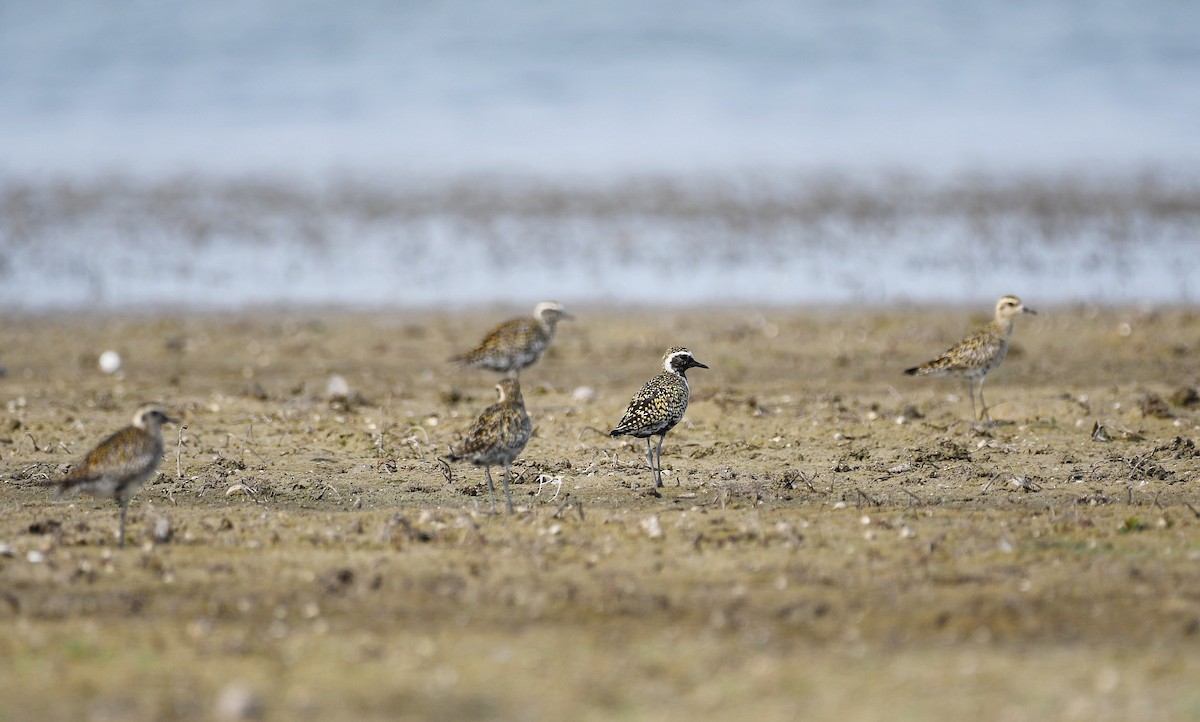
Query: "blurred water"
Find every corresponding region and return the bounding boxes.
[1,2,1197,308]
[1,172,1196,309]
[1,0,1198,175]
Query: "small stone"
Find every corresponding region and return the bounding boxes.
[216,683,264,720]
[1170,386,1199,408]
[640,515,663,539]
[326,374,351,399]
[1139,392,1172,419]
[98,350,122,374]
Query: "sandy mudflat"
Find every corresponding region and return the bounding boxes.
[2,304,1199,721]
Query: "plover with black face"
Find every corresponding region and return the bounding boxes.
[450,301,572,378]
[446,378,533,515]
[611,347,708,492]
[904,295,1037,424]
[57,403,179,547]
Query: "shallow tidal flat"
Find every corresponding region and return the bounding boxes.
[2,304,1199,721]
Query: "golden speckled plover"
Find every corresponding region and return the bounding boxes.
[446,378,533,515]
[611,347,708,491]
[905,295,1036,423]
[450,301,572,377]
[56,403,179,547]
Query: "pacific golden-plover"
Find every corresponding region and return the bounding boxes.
[56,403,179,547]
[446,378,533,514]
[610,347,708,492]
[904,295,1036,423]
[450,301,572,377]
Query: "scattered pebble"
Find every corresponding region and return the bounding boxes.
[98,350,122,374]
[640,515,663,539]
[1139,392,1172,419]
[1094,668,1121,695]
[1091,421,1144,442]
[1170,386,1198,408]
[572,386,596,403]
[154,515,173,543]
[215,683,264,721]
[326,374,351,398]
[226,484,256,498]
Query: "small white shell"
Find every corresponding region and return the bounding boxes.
[98,350,122,374]
[326,374,351,398]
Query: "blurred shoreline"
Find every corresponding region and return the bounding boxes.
[2,166,1198,310]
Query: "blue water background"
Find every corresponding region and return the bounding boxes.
[0,1,1197,308]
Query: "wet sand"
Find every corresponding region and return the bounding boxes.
[2,304,1199,720]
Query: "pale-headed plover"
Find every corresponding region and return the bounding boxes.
[905,295,1036,423]
[450,301,572,377]
[57,403,179,547]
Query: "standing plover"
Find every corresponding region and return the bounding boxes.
[446,378,533,514]
[611,347,708,491]
[904,295,1036,423]
[450,301,572,377]
[57,403,179,547]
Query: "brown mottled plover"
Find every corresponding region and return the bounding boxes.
[57,403,179,547]
[905,295,1036,423]
[450,301,572,378]
[446,378,533,514]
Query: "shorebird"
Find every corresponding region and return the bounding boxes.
[904,295,1036,423]
[450,301,572,377]
[611,347,708,492]
[446,378,533,514]
[57,403,179,547]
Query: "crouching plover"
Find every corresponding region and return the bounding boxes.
[450,301,572,378]
[904,295,1036,424]
[611,347,708,492]
[57,403,179,547]
[446,378,533,515]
